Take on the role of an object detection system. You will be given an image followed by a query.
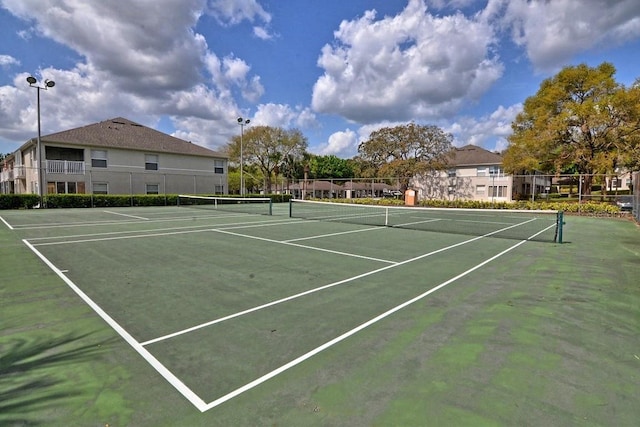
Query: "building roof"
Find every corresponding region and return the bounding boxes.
[449,145,502,167]
[38,117,225,158]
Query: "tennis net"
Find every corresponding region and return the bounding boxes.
[289,199,563,243]
[178,195,272,215]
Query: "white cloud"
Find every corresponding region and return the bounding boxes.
[311,0,502,123]
[208,0,271,26]
[498,0,640,72]
[0,55,20,67]
[252,103,318,130]
[253,26,273,40]
[446,103,522,151]
[0,0,269,151]
[316,129,358,157]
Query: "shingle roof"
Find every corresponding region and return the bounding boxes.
[449,145,502,166]
[41,117,225,158]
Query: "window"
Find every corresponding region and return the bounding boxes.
[214,159,224,174]
[146,184,159,194]
[91,150,107,168]
[47,181,84,194]
[489,185,508,198]
[145,154,158,170]
[477,167,487,176]
[214,184,224,194]
[92,182,108,194]
[476,185,486,194]
[447,169,456,178]
[489,166,503,176]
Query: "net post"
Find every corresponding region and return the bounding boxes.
[289,199,293,218]
[269,198,273,216]
[556,211,564,243]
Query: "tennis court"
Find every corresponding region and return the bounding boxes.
[1,200,639,426]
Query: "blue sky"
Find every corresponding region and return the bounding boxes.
[1,0,640,158]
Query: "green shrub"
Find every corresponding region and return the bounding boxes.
[0,194,40,209]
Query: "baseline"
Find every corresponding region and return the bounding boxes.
[22,239,208,412]
[200,237,530,411]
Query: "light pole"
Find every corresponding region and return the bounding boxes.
[27,76,55,207]
[237,117,250,196]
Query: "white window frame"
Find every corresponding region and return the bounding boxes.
[91,150,107,168]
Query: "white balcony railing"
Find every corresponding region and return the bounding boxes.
[46,160,86,175]
[14,165,26,178]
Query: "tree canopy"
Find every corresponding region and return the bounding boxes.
[357,123,454,190]
[503,62,640,192]
[308,154,354,179]
[226,126,307,193]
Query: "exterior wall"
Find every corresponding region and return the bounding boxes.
[413,166,514,202]
[81,147,226,195]
[5,142,227,196]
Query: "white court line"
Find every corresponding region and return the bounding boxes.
[201,236,531,411]
[212,228,397,264]
[142,222,520,348]
[27,217,298,242]
[143,217,540,347]
[283,226,383,243]
[0,215,14,230]
[9,211,254,230]
[103,210,150,220]
[22,239,208,412]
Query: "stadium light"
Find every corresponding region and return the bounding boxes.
[237,117,250,196]
[27,76,55,207]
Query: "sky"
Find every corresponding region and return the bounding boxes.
[1,0,640,159]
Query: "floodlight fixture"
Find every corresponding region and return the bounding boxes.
[26,75,56,206]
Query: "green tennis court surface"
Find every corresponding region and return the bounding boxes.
[1,204,638,426]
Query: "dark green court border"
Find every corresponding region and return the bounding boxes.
[1,210,639,426]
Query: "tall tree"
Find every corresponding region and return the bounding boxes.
[503,62,640,193]
[308,154,354,179]
[226,126,307,193]
[358,123,453,190]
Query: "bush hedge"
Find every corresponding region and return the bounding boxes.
[308,197,625,216]
[0,193,292,210]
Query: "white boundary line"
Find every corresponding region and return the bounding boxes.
[21,239,208,412]
[103,210,150,220]
[0,215,14,230]
[140,233,485,347]
[200,237,531,411]
[22,215,555,413]
[213,228,397,264]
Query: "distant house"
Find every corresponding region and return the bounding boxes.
[0,117,227,196]
[411,145,550,202]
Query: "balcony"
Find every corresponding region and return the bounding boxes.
[14,165,26,178]
[46,160,85,175]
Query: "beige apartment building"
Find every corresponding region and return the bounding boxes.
[412,145,551,202]
[1,117,227,196]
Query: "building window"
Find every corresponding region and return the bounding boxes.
[476,185,486,194]
[214,159,224,174]
[489,166,503,176]
[92,182,108,194]
[214,184,224,194]
[477,167,487,176]
[145,154,158,171]
[146,183,159,194]
[447,169,456,178]
[489,185,507,198]
[47,181,84,194]
[91,150,107,168]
